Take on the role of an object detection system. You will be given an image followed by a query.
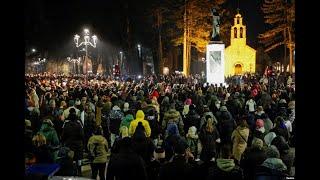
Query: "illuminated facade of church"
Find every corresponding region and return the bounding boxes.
[225,12,256,77]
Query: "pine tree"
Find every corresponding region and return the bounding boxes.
[259,0,295,73]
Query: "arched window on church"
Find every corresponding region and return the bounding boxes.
[240,27,243,38]
[234,27,237,38]
[237,17,240,24]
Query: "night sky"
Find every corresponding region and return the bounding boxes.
[25,0,268,58]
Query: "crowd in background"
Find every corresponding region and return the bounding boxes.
[25,71,295,180]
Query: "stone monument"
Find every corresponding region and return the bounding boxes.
[206,8,225,86]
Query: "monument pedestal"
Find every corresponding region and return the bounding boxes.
[206,41,225,86]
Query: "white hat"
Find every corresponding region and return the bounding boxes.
[123,102,129,112]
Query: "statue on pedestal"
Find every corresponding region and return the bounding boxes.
[211,8,221,41]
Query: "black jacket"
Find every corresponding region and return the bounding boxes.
[106,149,148,180]
[206,160,244,180]
[199,127,220,162]
[61,120,84,159]
[159,155,196,180]
[241,147,267,180]
[183,109,201,133]
[216,111,236,144]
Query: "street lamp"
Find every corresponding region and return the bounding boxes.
[32,48,36,53]
[74,28,98,74]
[137,44,141,58]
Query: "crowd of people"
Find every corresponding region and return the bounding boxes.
[24,71,295,180]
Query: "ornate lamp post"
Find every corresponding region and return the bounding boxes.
[74,28,97,74]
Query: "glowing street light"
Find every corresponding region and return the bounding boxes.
[73,28,98,74]
[32,48,36,53]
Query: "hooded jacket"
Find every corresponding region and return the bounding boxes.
[39,122,60,147]
[129,110,151,137]
[120,114,134,130]
[87,135,108,163]
[162,108,184,135]
[109,106,124,135]
[207,158,243,180]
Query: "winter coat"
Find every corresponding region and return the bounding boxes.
[131,130,155,166]
[183,110,201,134]
[261,158,287,172]
[162,108,185,135]
[231,126,249,162]
[240,147,267,180]
[186,133,199,156]
[108,108,124,135]
[61,120,84,160]
[200,111,217,129]
[106,149,148,180]
[159,155,196,180]
[164,134,187,161]
[199,127,220,162]
[217,111,236,144]
[39,123,60,147]
[33,144,54,164]
[129,110,152,137]
[270,126,289,142]
[263,118,273,133]
[87,135,108,164]
[206,158,244,180]
[120,114,134,130]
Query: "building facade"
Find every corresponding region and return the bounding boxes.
[225,12,256,77]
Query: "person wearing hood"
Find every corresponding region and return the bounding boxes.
[120,110,134,130]
[257,145,287,176]
[199,118,220,163]
[231,118,250,163]
[183,104,201,134]
[162,103,185,136]
[159,139,196,180]
[186,126,199,159]
[216,106,236,145]
[206,144,244,180]
[129,110,151,137]
[106,137,148,180]
[108,105,124,147]
[271,136,294,176]
[39,119,60,148]
[200,105,218,129]
[163,123,186,161]
[61,108,84,176]
[241,138,267,180]
[131,122,155,167]
[87,126,108,180]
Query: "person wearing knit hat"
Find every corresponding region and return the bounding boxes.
[241,137,267,179]
[184,98,192,105]
[261,145,287,172]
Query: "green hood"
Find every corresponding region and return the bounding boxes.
[40,123,54,132]
[123,114,134,123]
[262,158,287,171]
[216,158,235,172]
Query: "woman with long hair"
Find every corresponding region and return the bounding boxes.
[231,117,250,164]
[199,118,221,162]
